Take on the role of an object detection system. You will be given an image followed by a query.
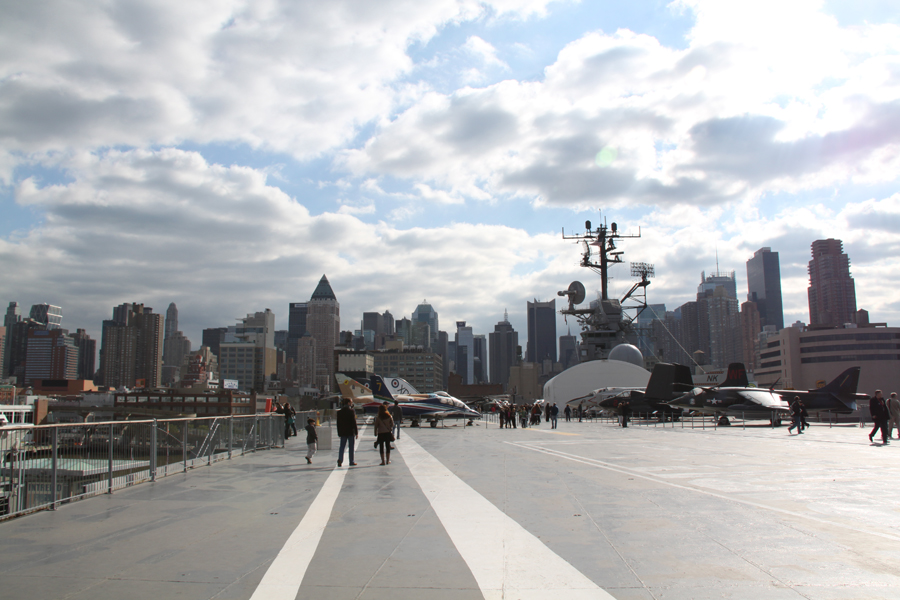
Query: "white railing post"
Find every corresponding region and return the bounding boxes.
[107,423,114,494]
[51,428,58,510]
[150,419,157,482]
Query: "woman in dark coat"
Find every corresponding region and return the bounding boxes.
[374,404,395,465]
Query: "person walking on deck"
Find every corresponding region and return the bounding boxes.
[888,392,900,440]
[304,418,318,464]
[374,404,395,465]
[869,390,890,445]
[336,399,358,467]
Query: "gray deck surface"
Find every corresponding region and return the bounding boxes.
[1,418,899,599]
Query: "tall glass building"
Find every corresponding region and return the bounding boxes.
[746,247,784,331]
[526,299,557,364]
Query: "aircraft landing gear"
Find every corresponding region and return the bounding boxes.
[411,418,421,428]
[429,420,438,428]
[770,416,782,427]
[717,416,731,426]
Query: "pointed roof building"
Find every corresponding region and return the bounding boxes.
[307,274,340,392]
[311,275,337,300]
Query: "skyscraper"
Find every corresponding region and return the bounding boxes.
[3,302,21,378]
[412,302,439,350]
[306,275,340,392]
[746,247,784,332]
[100,303,164,389]
[697,270,742,368]
[526,299,557,364]
[165,303,178,341]
[558,332,578,370]
[395,317,411,345]
[72,329,96,381]
[287,302,308,361]
[473,334,487,384]
[698,271,737,299]
[808,239,857,328]
[219,309,276,392]
[25,329,78,385]
[455,321,474,384]
[489,312,518,390]
[740,301,761,370]
[702,287,742,368]
[4,304,45,384]
[202,327,228,358]
[162,303,191,385]
[362,312,384,350]
[383,310,394,336]
[29,304,62,329]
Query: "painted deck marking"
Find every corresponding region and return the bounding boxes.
[510,440,900,543]
[403,434,614,600]
[249,441,355,600]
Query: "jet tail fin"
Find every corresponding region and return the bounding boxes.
[645,363,695,401]
[818,367,861,395]
[369,375,395,403]
[722,363,749,388]
[335,373,371,402]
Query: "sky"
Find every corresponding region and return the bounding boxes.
[2,0,900,357]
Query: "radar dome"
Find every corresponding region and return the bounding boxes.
[608,344,643,367]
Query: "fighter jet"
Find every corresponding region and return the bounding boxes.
[565,363,693,420]
[773,367,866,415]
[335,373,481,427]
[666,363,790,425]
[602,362,695,419]
[369,375,481,427]
[335,373,376,405]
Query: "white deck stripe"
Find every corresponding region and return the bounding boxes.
[249,442,354,600]
[402,435,614,600]
[510,440,900,543]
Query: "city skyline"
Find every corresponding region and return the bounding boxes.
[3,2,900,359]
[3,235,878,377]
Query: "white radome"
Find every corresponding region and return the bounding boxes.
[608,343,643,367]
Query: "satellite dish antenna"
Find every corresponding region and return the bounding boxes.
[568,281,586,305]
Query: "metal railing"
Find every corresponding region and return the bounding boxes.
[0,413,286,521]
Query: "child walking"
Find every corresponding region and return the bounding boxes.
[305,418,318,464]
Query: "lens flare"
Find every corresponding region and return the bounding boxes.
[595,146,617,167]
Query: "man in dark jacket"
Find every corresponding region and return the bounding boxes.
[390,401,403,440]
[788,397,803,435]
[869,390,890,444]
[336,399,359,466]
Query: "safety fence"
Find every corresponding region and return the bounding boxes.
[0,413,296,521]
[479,408,862,430]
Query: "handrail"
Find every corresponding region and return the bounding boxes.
[0,413,287,522]
[0,413,280,431]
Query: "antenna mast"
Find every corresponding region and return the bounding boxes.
[562,214,641,300]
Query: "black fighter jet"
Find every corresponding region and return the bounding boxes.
[773,367,866,415]
[666,363,790,425]
[593,362,695,420]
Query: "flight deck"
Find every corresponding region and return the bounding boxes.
[1,418,898,599]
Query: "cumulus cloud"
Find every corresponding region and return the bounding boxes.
[5,0,900,356]
[0,0,556,161]
[343,5,900,209]
[463,35,509,70]
[0,148,577,344]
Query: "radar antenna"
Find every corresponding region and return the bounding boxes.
[562,216,641,300]
[557,212,653,362]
